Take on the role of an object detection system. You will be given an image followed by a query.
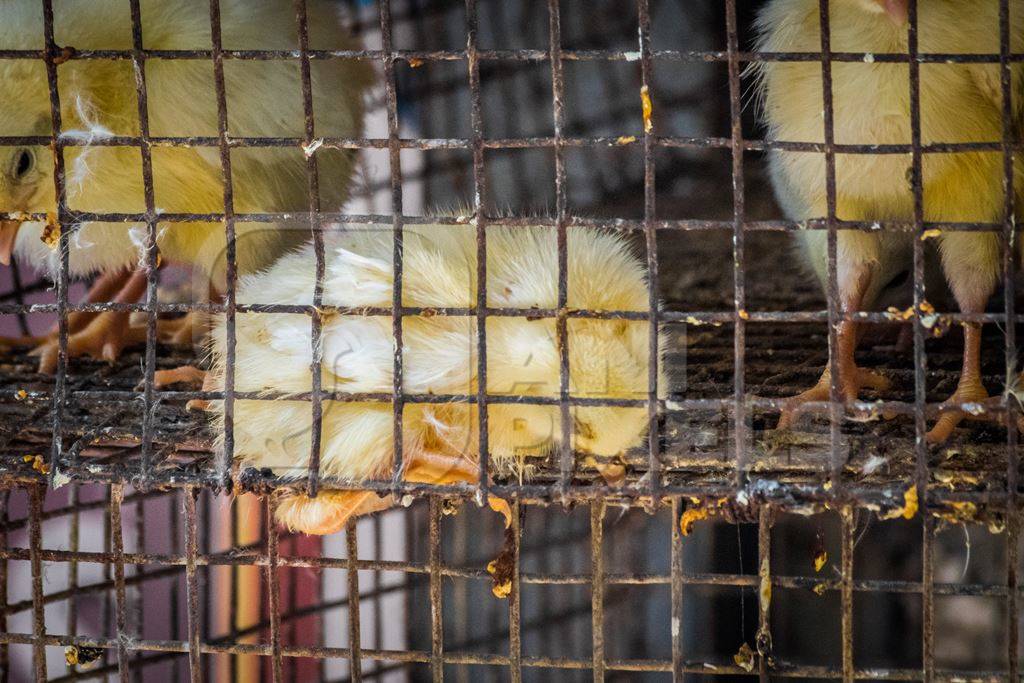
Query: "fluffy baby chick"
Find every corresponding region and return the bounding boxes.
[0,0,373,372]
[199,223,665,535]
[754,0,1024,441]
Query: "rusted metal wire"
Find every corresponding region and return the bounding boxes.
[428,499,442,682]
[207,0,238,491]
[637,0,662,502]
[184,488,201,682]
[0,491,8,683]
[39,0,70,495]
[293,0,327,500]
[998,1,1021,680]
[109,485,130,680]
[590,502,605,681]
[840,508,853,683]
[465,0,492,508]
[28,486,46,681]
[379,0,406,501]
[0,492,1022,678]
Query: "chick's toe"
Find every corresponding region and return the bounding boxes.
[33,310,146,374]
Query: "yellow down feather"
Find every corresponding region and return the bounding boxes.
[0,0,373,287]
[753,0,1024,310]
[205,223,667,484]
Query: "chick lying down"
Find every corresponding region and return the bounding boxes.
[202,223,665,535]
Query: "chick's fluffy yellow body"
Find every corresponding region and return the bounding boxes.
[755,0,1023,307]
[207,224,665,488]
[0,0,373,286]
[755,0,1024,440]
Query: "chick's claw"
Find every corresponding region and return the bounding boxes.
[271,452,511,537]
[153,365,207,389]
[925,383,991,445]
[33,311,146,374]
[157,312,207,347]
[0,333,46,349]
[777,366,891,430]
[2,269,138,356]
[151,366,213,412]
[403,451,512,529]
[276,490,393,536]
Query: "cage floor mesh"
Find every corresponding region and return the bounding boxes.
[0,229,1016,522]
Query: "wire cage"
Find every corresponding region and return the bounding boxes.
[0,0,1020,680]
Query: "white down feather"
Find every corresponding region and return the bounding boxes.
[207,223,666,484]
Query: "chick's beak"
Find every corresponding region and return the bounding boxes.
[0,221,20,266]
[874,0,909,24]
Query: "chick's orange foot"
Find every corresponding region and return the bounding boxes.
[776,365,891,430]
[277,490,394,536]
[0,268,137,354]
[925,382,991,445]
[152,366,212,413]
[32,310,146,374]
[156,312,207,347]
[2,310,125,360]
[401,451,512,528]
[274,451,512,536]
[153,365,206,388]
[0,332,46,350]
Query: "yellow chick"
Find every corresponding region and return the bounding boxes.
[754,0,1024,442]
[198,223,665,535]
[0,0,373,372]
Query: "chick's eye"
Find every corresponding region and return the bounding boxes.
[13,149,33,180]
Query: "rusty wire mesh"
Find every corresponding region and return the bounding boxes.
[0,0,1020,680]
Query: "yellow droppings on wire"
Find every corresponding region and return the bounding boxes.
[937,500,978,524]
[882,486,918,520]
[640,85,653,133]
[616,135,636,145]
[65,644,103,667]
[487,559,512,599]
[901,486,918,519]
[737,309,749,321]
[15,389,26,400]
[733,642,755,672]
[919,300,935,315]
[41,214,60,250]
[812,582,828,596]
[813,549,828,573]
[920,228,942,241]
[886,305,915,322]
[823,479,833,491]
[950,501,977,516]
[408,57,424,68]
[24,454,49,475]
[758,557,771,613]
[680,506,709,536]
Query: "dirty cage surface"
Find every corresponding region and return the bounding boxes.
[0,0,1020,680]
